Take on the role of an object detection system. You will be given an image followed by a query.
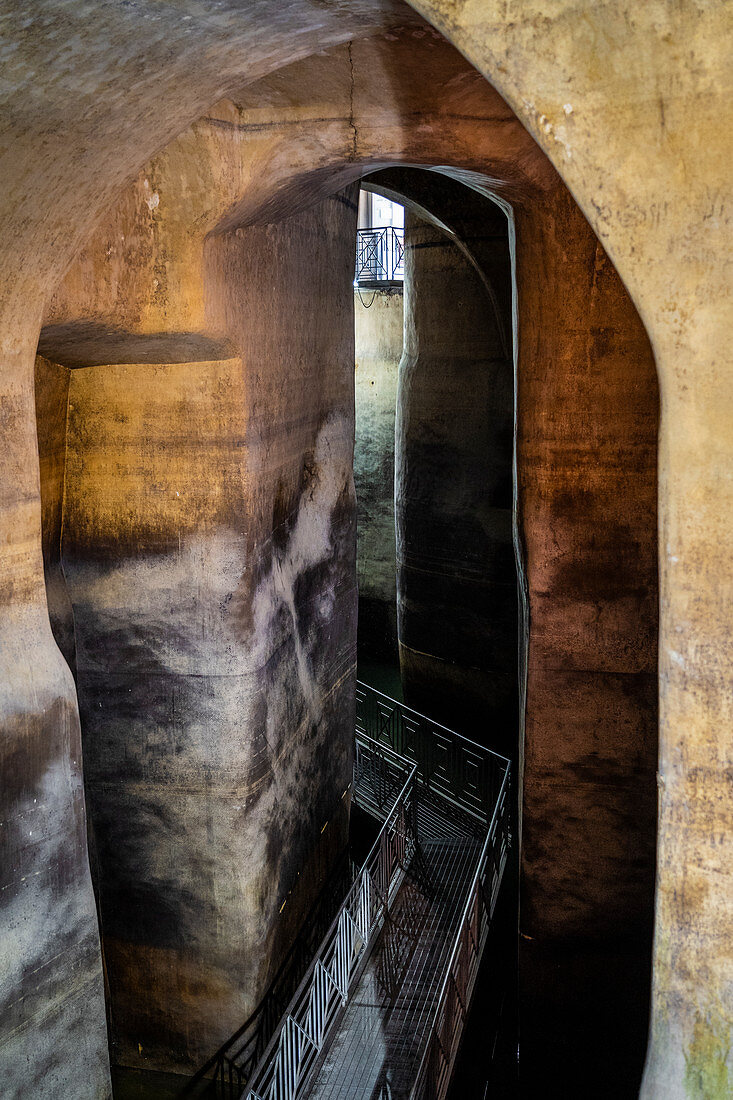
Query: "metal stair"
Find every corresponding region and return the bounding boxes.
[240,682,511,1100]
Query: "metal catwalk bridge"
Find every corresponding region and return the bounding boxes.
[218,682,511,1100]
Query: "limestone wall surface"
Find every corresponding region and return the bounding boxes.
[396,210,516,748]
[34,356,76,674]
[354,288,403,656]
[367,164,659,1084]
[513,187,660,1085]
[1,5,728,1095]
[514,186,660,942]
[406,5,732,1092]
[26,28,657,1091]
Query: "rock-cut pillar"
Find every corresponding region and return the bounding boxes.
[0,323,111,1098]
[395,210,516,750]
[57,190,359,1073]
[354,287,403,658]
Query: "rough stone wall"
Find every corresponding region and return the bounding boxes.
[371,165,658,1091]
[0,354,111,1100]
[516,194,659,944]
[29,34,659,1090]
[34,356,76,674]
[514,192,659,1087]
[403,6,732,1091]
[0,661,111,1100]
[354,288,403,657]
[1,390,110,1100]
[2,8,728,1095]
[54,192,358,1073]
[396,211,516,747]
[41,29,554,365]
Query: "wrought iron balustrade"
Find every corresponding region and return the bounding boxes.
[244,747,418,1100]
[214,852,356,1098]
[411,765,511,1100]
[354,226,404,286]
[221,684,511,1100]
[355,680,508,827]
[353,732,419,822]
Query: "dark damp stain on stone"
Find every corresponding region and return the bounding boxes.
[90,791,216,950]
[265,811,287,884]
[243,690,273,795]
[100,874,202,951]
[329,478,356,539]
[546,523,657,604]
[1,698,67,810]
[293,559,335,631]
[74,617,202,677]
[272,450,318,554]
[272,476,295,553]
[229,539,269,639]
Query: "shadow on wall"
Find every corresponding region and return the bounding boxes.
[354,283,404,664]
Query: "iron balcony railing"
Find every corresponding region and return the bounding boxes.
[244,741,418,1100]
[354,226,404,286]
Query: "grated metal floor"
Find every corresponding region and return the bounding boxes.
[305,793,483,1100]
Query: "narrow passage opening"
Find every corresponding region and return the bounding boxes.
[30,151,659,1100]
[352,170,520,1093]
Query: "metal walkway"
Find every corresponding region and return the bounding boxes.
[306,793,483,1100]
[232,683,511,1100]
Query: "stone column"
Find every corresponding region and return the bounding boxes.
[641,320,733,1099]
[354,287,403,659]
[395,210,517,748]
[515,189,660,1089]
[0,320,111,1098]
[34,355,77,675]
[57,190,358,1073]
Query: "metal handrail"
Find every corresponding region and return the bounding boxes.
[244,748,418,1100]
[214,850,355,1096]
[240,686,512,1100]
[213,735,412,1098]
[409,766,511,1100]
[355,680,509,826]
[353,733,419,821]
